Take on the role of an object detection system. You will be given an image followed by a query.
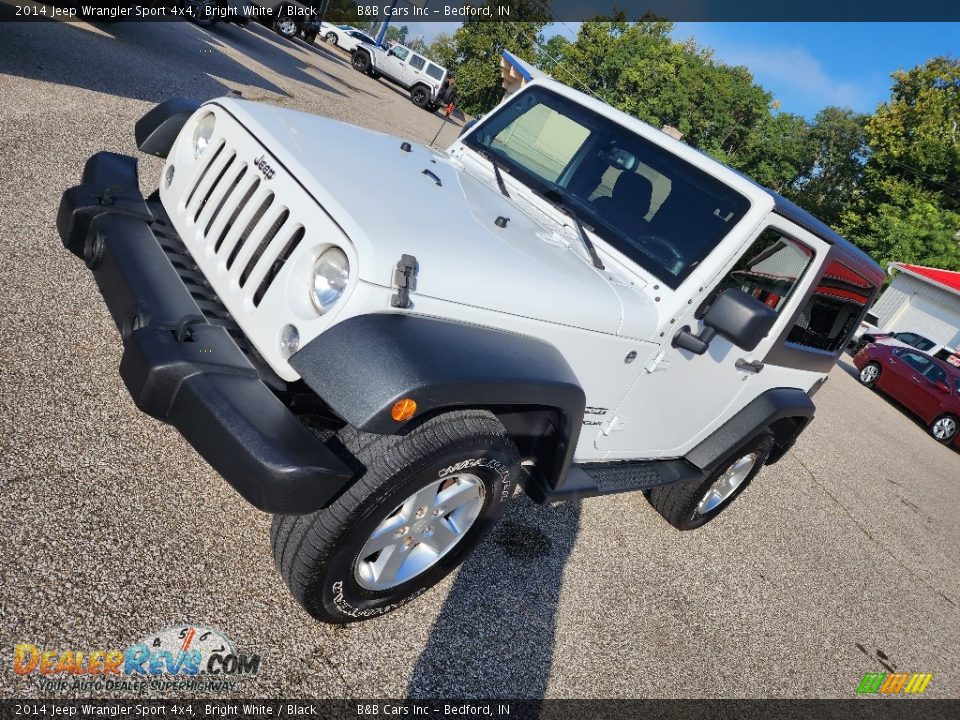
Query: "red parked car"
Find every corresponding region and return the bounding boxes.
[854,343,960,445]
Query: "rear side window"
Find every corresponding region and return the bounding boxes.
[925,364,948,385]
[699,228,814,318]
[410,55,426,71]
[787,259,876,353]
[425,63,444,80]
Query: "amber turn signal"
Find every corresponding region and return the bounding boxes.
[391,398,417,422]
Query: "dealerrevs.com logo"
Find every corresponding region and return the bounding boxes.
[14,625,261,693]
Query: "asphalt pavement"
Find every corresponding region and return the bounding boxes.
[1,15,958,699]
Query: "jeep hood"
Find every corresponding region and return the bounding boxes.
[221,100,656,337]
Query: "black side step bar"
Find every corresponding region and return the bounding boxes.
[526,458,703,502]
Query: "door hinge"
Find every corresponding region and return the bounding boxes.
[601,416,628,435]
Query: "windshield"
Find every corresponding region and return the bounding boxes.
[463,86,751,288]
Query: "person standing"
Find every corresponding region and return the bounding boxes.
[441,74,457,117]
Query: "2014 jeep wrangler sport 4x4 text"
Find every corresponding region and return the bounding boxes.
[58,79,884,623]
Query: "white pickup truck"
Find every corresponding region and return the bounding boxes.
[351,42,448,109]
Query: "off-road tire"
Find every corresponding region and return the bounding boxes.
[859,361,881,388]
[410,84,431,108]
[303,30,318,44]
[352,51,371,73]
[648,432,775,531]
[270,410,520,624]
[929,414,959,444]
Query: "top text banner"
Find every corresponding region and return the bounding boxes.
[338,0,960,21]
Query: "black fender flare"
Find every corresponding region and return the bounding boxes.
[289,313,586,486]
[135,97,202,158]
[685,387,815,474]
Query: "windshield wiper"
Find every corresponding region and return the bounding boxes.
[477,148,510,198]
[545,189,605,271]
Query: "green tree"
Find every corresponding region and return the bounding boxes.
[535,34,571,73]
[383,24,409,45]
[407,36,428,55]
[425,0,549,115]
[842,57,960,269]
[787,107,868,228]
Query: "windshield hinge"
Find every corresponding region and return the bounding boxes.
[645,351,669,373]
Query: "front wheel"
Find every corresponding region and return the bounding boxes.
[325,32,338,44]
[859,361,881,388]
[272,6,299,39]
[930,415,959,444]
[271,410,520,623]
[648,432,775,530]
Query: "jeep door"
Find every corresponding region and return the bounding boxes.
[384,46,414,86]
[597,217,868,458]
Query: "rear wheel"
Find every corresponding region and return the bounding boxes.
[930,415,959,444]
[859,362,881,388]
[352,51,371,73]
[303,30,317,44]
[648,432,775,530]
[410,85,431,108]
[271,410,520,623]
[272,5,299,39]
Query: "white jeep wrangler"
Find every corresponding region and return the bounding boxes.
[58,78,883,623]
[351,42,448,110]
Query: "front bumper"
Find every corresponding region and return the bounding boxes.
[57,151,357,514]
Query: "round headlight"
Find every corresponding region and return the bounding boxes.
[193,113,216,159]
[311,247,350,314]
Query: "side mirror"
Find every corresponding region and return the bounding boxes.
[673,289,777,355]
[935,381,950,394]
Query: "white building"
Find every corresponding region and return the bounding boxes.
[871,263,960,352]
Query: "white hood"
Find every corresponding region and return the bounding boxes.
[219,99,658,338]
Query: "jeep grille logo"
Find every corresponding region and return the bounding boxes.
[253,155,276,180]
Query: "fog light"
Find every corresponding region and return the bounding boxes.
[278,324,300,359]
[391,398,417,422]
[164,164,175,188]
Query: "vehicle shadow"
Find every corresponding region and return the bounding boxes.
[0,14,353,103]
[0,16,293,101]
[406,494,581,699]
[836,357,860,380]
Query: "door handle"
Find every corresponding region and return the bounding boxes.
[735,359,764,374]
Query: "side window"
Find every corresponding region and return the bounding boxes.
[699,228,814,318]
[410,55,426,71]
[901,352,933,374]
[391,46,409,62]
[425,64,444,81]
[925,364,948,386]
[787,259,877,353]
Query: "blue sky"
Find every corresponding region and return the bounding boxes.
[406,22,959,118]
